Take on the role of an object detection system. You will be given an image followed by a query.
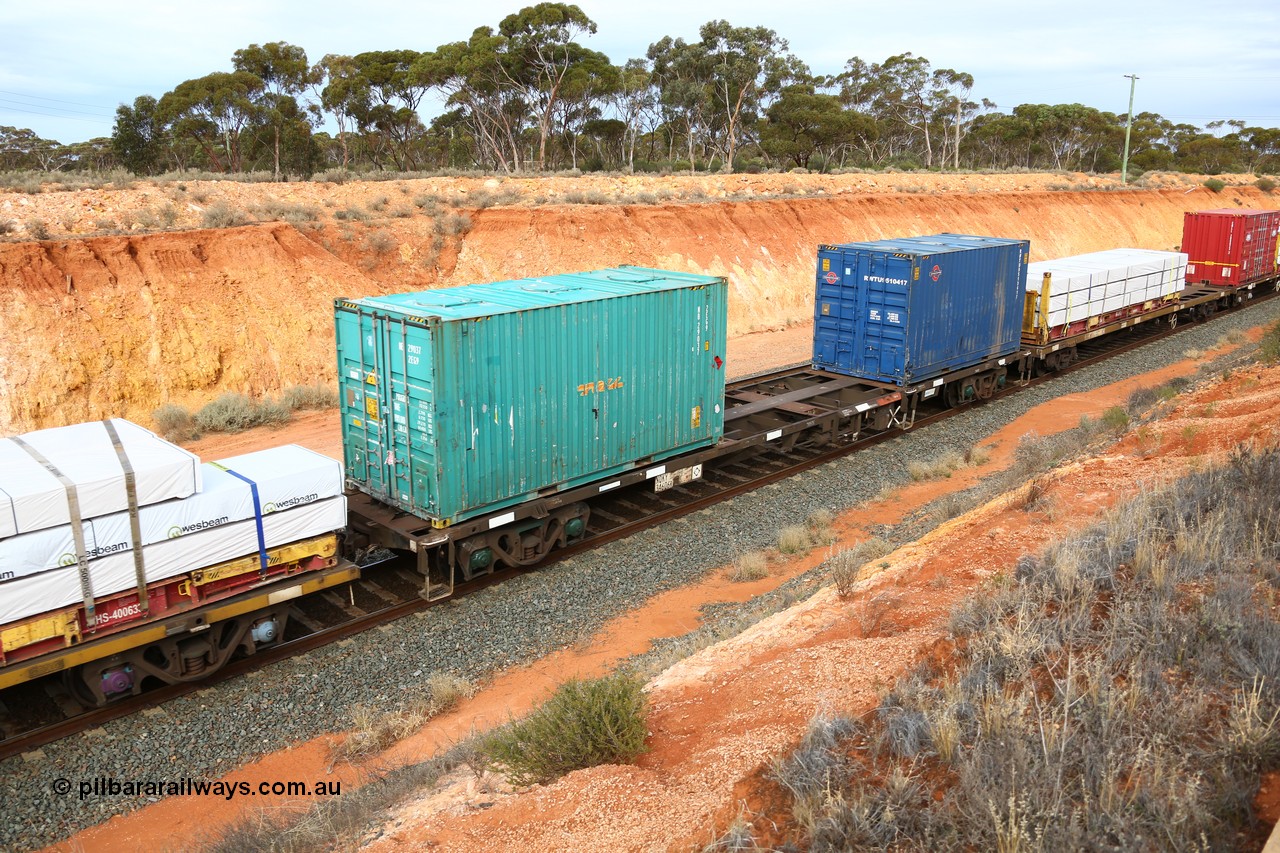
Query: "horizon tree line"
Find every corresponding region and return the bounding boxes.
[2,3,1277,178]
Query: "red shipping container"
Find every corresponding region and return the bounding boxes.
[1182,209,1280,287]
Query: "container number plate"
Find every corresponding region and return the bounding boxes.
[655,464,702,492]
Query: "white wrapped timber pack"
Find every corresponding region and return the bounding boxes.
[1026,249,1188,331]
[0,494,347,626]
[0,419,201,539]
[0,445,341,578]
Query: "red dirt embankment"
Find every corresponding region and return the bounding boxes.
[0,178,1273,435]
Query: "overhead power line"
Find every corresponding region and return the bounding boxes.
[0,89,115,111]
[0,103,113,124]
[0,98,114,119]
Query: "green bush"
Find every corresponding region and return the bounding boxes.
[829,537,893,598]
[1255,177,1276,193]
[152,403,194,441]
[1100,406,1130,431]
[777,524,814,555]
[1204,178,1227,193]
[729,552,769,582]
[281,384,337,411]
[193,393,290,433]
[482,673,648,786]
[136,203,180,229]
[250,200,320,224]
[333,205,370,222]
[1260,320,1280,363]
[201,202,249,229]
[778,446,1280,850]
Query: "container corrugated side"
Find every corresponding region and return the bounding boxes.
[1182,209,1280,287]
[813,234,1029,386]
[336,266,728,526]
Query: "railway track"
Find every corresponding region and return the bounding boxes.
[2,283,1274,761]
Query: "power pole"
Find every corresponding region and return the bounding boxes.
[1122,74,1139,184]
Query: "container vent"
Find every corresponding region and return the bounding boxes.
[519,282,579,293]
[411,295,477,308]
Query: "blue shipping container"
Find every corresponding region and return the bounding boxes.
[335,267,727,526]
[812,234,1029,385]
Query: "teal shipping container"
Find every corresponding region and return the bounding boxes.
[335,266,728,527]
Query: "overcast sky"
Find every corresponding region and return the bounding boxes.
[4,0,1278,145]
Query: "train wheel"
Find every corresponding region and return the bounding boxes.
[61,612,287,706]
[944,382,962,408]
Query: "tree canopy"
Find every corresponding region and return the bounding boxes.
[7,5,1268,178]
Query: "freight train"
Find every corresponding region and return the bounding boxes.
[1,208,1277,707]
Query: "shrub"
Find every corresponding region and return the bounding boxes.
[365,229,397,256]
[728,552,768,582]
[249,200,320,224]
[332,672,475,763]
[333,205,370,222]
[136,203,179,229]
[1126,385,1159,415]
[316,168,353,184]
[907,449,965,481]
[0,171,44,193]
[24,218,49,240]
[442,212,472,236]
[482,673,648,786]
[1255,177,1276,193]
[829,537,893,598]
[193,393,290,433]
[280,384,337,411]
[201,202,249,229]
[1204,178,1227,193]
[152,404,194,442]
[777,525,813,555]
[1260,320,1280,363]
[1100,406,1130,431]
[776,446,1280,851]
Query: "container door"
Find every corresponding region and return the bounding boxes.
[857,254,909,380]
[336,308,392,500]
[367,312,397,502]
[813,249,855,370]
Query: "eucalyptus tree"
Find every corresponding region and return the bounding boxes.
[0,126,63,170]
[418,31,531,172]
[835,57,895,165]
[158,71,265,172]
[930,68,977,169]
[499,3,605,170]
[607,58,657,172]
[1238,125,1280,174]
[232,41,318,178]
[760,83,860,169]
[315,54,367,168]
[647,35,710,171]
[348,50,429,169]
[874,53,944,167]
[1010,103,1116,171]
[696,20,804,171]
[548,46,619,169]
[112,95,165,175]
